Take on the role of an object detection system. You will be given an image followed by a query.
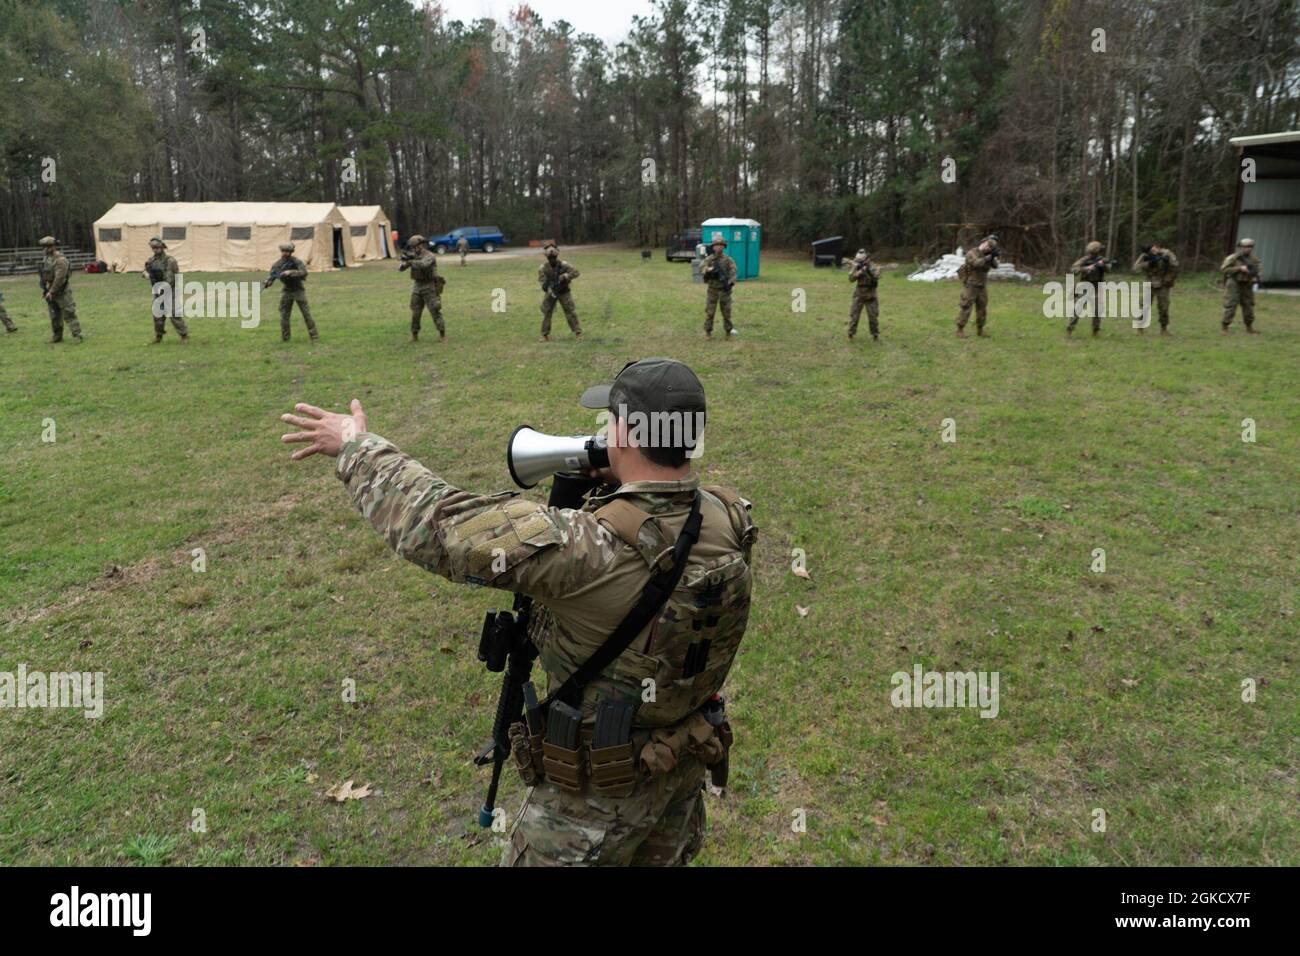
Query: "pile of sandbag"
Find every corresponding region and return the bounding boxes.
[908,247,1033,282]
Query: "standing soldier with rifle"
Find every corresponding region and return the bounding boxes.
[278,358,756,866]
[1132,243,1179,335]
[1220,238,1262,335]
[266,242,318,342]
[1068,240,1116,337]
[955,234,997,338]
[457,234,469,267]
[144,237,189,344]
[538,243,581,342]
[701,237,737,339]
[38,236,83,344]
[401,235,445,342]
[846,248,882,341]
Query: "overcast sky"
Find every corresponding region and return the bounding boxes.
[435,0,655,45]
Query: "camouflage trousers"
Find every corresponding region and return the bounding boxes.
[0,305,14,332]
[704,285,733,333]
[1222,282,1255,328]
[955,284,987,330]
[1152,285,1172,328]
[1068,283,1102,332]
[279,288,318,340]
[848,290,879,337]
[410,286,444,334]
[459,252,467,267]
[540,292,580,336]
[502,754,707,867]
[47,290,82,341]
[152,290,189,339]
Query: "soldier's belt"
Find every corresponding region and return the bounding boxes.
[510,706,732,798]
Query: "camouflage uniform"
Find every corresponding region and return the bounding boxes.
[955,242,994,334]
[1132,247,1179,331]
[702,246,737,336]
[539,251,581,338]
[333,363,756,867]
[272,250,318,341]
[38,238,82,343]
[404,239,444,339]
[1220,243,1261,331]
[146,242,189,341]
[0,296,14,333]
[457,236,469,267]
[1068,242,1109,334]
[847,252,881,339]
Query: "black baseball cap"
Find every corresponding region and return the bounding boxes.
[579,358,706,425]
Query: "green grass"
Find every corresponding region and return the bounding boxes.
[0,249,1296,866]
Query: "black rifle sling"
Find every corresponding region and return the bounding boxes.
[544,492,703,709]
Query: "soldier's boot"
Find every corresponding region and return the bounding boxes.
[152,335,163,344]
[574,331,582,339]
[1220,326,1230,335]
[539,333,551,342]
[977,326,988,337]
[439,330,446,341]
[411,329,419,342]
[1092,328,1100,338]
[1160,328,1169,335]
[872,332,879,341]
[4,325,14,333]
[955,328,966,338]
[1247,326,1260,334]
[180,335,189,343]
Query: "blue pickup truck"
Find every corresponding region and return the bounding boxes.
[428,226,506,255]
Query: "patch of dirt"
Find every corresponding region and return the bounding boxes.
[3,491,305,628]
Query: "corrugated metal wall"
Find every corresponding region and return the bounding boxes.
[1238,146,1300,283]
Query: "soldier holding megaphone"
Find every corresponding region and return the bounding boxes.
[278,357,756,866]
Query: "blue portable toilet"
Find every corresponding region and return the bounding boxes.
[702,217,761,280]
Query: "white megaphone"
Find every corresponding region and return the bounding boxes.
[507,426,610,488]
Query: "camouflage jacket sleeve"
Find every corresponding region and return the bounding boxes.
[537,263,549,286]
[1165,251,1180,279]
[49,256,70,294]
[164,256,179,285]
[723,256,737,282]
[966,249,990,271]
[1070,256,1090,278]
[335,433,621,600]
[281,257,308,279]
[562,262,580,280]
[1131,255,1148,274]
[1220,254,1243,276]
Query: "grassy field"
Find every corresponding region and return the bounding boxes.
[0,247,1296,866]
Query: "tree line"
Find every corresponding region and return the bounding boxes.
[1,0,1297,268]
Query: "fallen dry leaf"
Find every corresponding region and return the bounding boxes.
[325,779,375,802]
[792,566,811,580]
[795,605,810,617]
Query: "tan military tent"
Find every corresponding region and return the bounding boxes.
[92,202,351,273]
[340,205,393,261]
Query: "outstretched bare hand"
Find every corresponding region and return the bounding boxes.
[280,399,368,461]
